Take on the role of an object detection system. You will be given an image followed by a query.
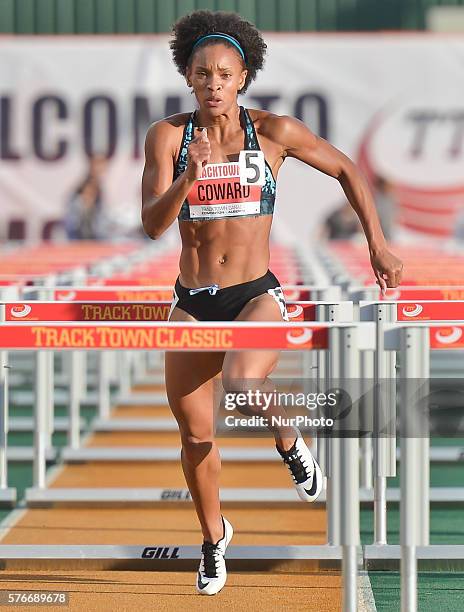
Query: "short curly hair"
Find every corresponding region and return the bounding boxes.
[169,10,267,95]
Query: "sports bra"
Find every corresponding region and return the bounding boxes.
[174,106,276,222]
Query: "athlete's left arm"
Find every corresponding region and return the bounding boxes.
[269,115,403,291]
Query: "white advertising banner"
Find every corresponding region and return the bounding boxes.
[0,34,463,244]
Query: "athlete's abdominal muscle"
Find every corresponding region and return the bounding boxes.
[178,215,272,287]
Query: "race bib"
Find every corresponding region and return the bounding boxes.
[187,158,263,219]
[239,150,265,186]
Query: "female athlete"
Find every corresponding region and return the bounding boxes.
[141,10,403,596]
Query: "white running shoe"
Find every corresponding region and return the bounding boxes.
[276,429,323,502]
[196,515,234,596]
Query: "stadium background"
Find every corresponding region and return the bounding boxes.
[1,0,464,248]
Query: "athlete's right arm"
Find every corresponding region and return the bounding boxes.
[141,121,210,239]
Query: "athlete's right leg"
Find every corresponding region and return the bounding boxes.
[165,305,225,544]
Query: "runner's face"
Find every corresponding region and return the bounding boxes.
[187,44,247,112]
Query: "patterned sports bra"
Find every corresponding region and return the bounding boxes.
[174,106,277,222]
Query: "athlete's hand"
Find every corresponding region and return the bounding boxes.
[186,127,211,180]
[370,246,403,295]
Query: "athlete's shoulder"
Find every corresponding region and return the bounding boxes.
[245,109,309,145]
[144,112,193,156]
[246,108,304,142]
[146,112,191,138]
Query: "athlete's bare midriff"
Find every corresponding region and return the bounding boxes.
[173,108,283,289]
[178,214,272,287]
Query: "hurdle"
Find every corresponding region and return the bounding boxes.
[0,350,17,506]
[14,284,341,404]
[0,319,363,610]
[374,322,464,611]
[359,300,464,548]
[0,299,351,462]
[5,283,343,405]
[3,298,462,502]
[2,318,463,610]
[0,322,463,609]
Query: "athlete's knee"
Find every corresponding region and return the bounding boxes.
[180,432,216,464]
[221,369,266,394]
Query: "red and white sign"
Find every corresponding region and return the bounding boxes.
[9,304,32,318]
[0,324,329,351]
[430,326,464,349]
[4,301,323,323]
[286,303,317,320]
[396,301,464,321]
[5,302,172,322]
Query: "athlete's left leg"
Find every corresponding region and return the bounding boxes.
[221,293,298,451]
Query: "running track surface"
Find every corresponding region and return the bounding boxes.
[0,376,344,611]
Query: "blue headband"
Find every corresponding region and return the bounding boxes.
[191,33,246,62]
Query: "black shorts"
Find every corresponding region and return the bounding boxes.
[168,269,289,322]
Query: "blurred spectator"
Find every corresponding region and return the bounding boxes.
[372,175,397,241]
[320,202,362,240]
[64,155,108,240]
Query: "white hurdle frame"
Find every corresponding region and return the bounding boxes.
[0,319,364,611]
[361,300,464,545]
[0,319,463,610]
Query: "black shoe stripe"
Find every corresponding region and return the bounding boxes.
[304,459,319,497]
[197,573,210,590]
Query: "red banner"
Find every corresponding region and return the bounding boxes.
[0,324,328,350]
[5,302,320,323]
[286,303,317,320]
[5,302,172,322]
[397,302,464,321]
[430,326,464,349]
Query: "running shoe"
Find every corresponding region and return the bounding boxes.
[276,430,323,502]
[196,515,234,596]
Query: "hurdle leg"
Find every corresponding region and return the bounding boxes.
[359,351,373,490]
[339,327,360,612]
[133,351,148,380]
[419,435,430,545]
[326,323,340,546]
[373,304,397,545]
[46,351,54,448]
[343,543,358,611]
[80,353,88,399]
[117,352,132,398]
[34,351,48,488]
[401,431,419,612]
[302,350,318,456]
[419,343,430,546]
[68,351,82,449]
[61,351,71,385]
[0,351,9,491]
[315,347,326,478]
[399,326,430,612]
[98,352,111,420]
[316,302,346,487]
[107,352,118,385]
[327,436,340,545]
[401,544,417,612]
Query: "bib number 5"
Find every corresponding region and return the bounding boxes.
[239,150,265,186]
